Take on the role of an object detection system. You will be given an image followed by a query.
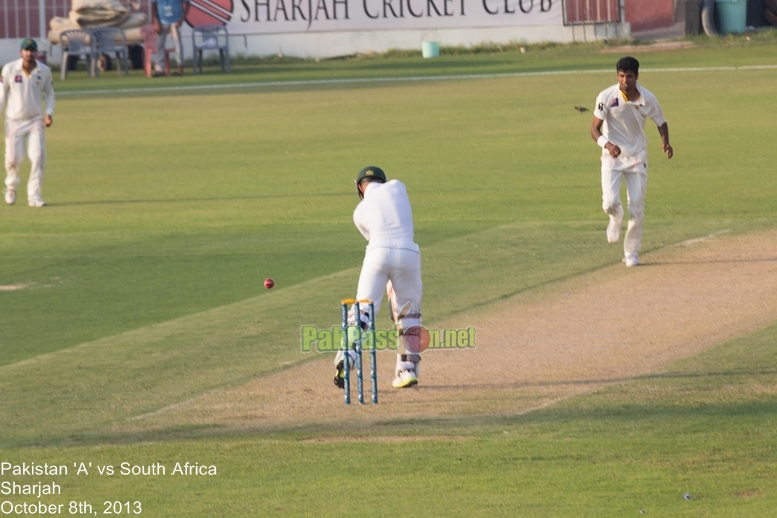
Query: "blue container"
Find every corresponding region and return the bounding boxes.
[715,0,747,34]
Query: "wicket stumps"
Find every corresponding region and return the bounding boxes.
[340,299,378,404]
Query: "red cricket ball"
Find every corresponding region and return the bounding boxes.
[264,278,274,289]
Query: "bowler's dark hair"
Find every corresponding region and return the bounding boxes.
[616,56,639,74]
[359,177,385,186]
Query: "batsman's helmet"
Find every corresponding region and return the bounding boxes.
[355,166,387,199]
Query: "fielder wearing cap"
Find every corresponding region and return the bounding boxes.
[590,56,674,267]
[2,38,55,208]
[21,39,38,51]
[334,166,424,389]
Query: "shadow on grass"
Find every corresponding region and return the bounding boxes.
[418,368,777,392]
[645,258,777,266]
[7,367,775,449]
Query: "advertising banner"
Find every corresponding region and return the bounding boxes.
[187,0,562,35]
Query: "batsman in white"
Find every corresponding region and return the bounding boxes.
[334,166,424,389]
[590,56,673,267]
[1,38,54,208]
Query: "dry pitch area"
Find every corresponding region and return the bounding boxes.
[126,230,777,434]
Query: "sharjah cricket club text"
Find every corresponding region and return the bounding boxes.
[238,0,554,25]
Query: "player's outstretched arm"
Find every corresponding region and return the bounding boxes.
[658,122,673,159]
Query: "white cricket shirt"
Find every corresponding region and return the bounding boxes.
[353,180,419,252]
[1,58,55,121]
[594,82,665,157]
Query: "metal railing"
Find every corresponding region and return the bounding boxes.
[564,0,623,25]
[0,0,152,40]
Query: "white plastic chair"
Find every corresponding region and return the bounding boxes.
[191,25,230,74]
[59,29,99,79]
[92,27,129,75]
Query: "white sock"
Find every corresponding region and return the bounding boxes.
[335,349,356,368]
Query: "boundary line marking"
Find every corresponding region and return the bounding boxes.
[57,64,777,97]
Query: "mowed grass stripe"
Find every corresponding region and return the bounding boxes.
[55,64,777,97]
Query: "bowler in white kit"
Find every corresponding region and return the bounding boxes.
[1,38,54,208]
[590,56,673,266]
[334,166,424,389]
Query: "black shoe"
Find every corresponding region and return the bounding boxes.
[333,360,345,389]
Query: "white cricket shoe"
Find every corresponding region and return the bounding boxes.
[392,369,418,388]
[28,197,47,208]
[624,253,640,267]
[4,188,15,205]
[606,217,620,244]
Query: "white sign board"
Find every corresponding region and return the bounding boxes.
[190,0,562,35]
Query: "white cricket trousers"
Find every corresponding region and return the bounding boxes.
[154,24,183,71]
[5,117,46,201]
[356,246,422,330]
[601,151,648,256]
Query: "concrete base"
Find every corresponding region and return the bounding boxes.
[567,22,632,42]
[632,21,685,41]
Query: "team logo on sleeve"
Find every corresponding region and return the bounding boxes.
[14,75,22,83]
[610,98,619,107]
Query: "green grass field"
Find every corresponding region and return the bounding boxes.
[1,36,777,516]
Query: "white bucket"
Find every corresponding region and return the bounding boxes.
[422,41,440,58]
